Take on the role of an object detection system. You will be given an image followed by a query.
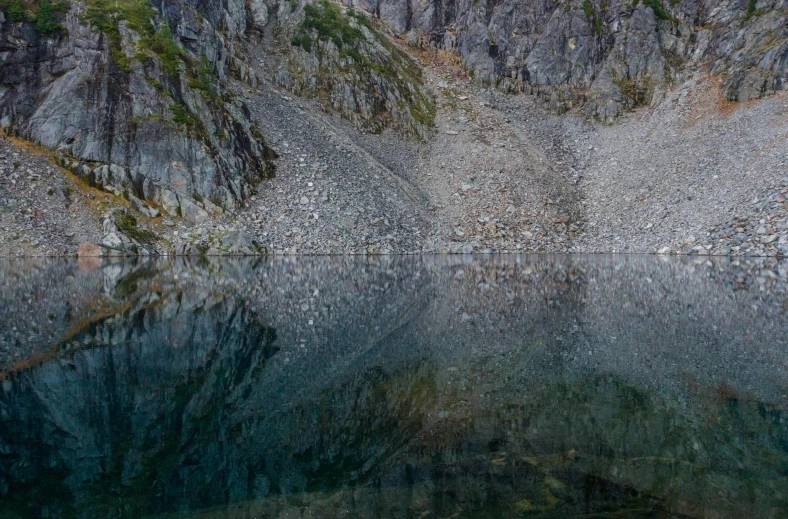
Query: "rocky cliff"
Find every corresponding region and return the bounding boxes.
[274,0,436,137]
[356,0,787,120]
[0,0,278,219]
[0,0,786,258]
[0,0,439,222]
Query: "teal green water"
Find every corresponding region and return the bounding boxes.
[0,255,786,518]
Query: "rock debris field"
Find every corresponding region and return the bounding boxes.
[0,50,786,257]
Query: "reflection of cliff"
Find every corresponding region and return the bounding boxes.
[0,256,787,518]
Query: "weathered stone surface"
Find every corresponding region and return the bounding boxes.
[77,242,103,257]
[101,209,165,256]
[349,0,787,119]
[0,0,275,216]
[175,230,267,255]
[276,1,435,138]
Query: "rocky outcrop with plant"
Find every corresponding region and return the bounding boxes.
[0,0,276,219]
[352,0,787,120]
[273,0,436,137]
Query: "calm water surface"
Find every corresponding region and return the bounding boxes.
[0,255,787,518]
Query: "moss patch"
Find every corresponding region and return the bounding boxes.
[111,211,160,249]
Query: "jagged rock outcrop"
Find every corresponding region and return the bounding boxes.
[351,0,788,120]
[272,0,436,137]
[0,0,276,217]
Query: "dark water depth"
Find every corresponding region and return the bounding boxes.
[1,255,787,519]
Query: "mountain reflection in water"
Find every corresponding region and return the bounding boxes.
[0,255,787,519]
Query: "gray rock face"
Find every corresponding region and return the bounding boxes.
[174,229,268,255]
[351,0,787,120]
[0,1,275,216]
[275,1,436,138]
[101,209,165,255]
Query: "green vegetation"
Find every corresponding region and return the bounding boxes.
[0,0,70,32]
[5,0,25,21]
[170,102,201,129]
[582,0,603,34]
[289,0,434,135]
[614,77,652,108]
[631,0,675,21]
[141,24,181,74]
[111,211,160,248]
[84,0,182,74]
[291,2,374,68]
[35,0,69,33]
[301,0,365,51]
[643,0,672,20]
[291,33,314,52]
[187,55,220,102]
[744,0,761,20]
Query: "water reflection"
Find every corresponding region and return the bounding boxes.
[0,255,787,518]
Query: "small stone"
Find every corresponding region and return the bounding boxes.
[461,243,473,254]
[300,196,309,205]
[461,184,472,191]
[446,130,459,135]
[761,234,778,244]
[658,247,671,254]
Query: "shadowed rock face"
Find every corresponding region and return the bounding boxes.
[0,1,275,216]
[0,255,787,518]
[350,0,788,119]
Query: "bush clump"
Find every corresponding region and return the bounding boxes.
[632,0,675,22]
[5,0,26,21]
[141,24,181,74]
[744,0,760,20]
[85,0,182,74]
[170,102,201,130]
[300,0,365,51]
[582,0,603,34]
[187,55,220,102]
[1,0,70,32]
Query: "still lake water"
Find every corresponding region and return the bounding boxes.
[0,255,787,518]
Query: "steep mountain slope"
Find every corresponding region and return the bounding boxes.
[358,0,788,120]
[0,0,786,257]
[0,0,434,222]
[0,0,277,218]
